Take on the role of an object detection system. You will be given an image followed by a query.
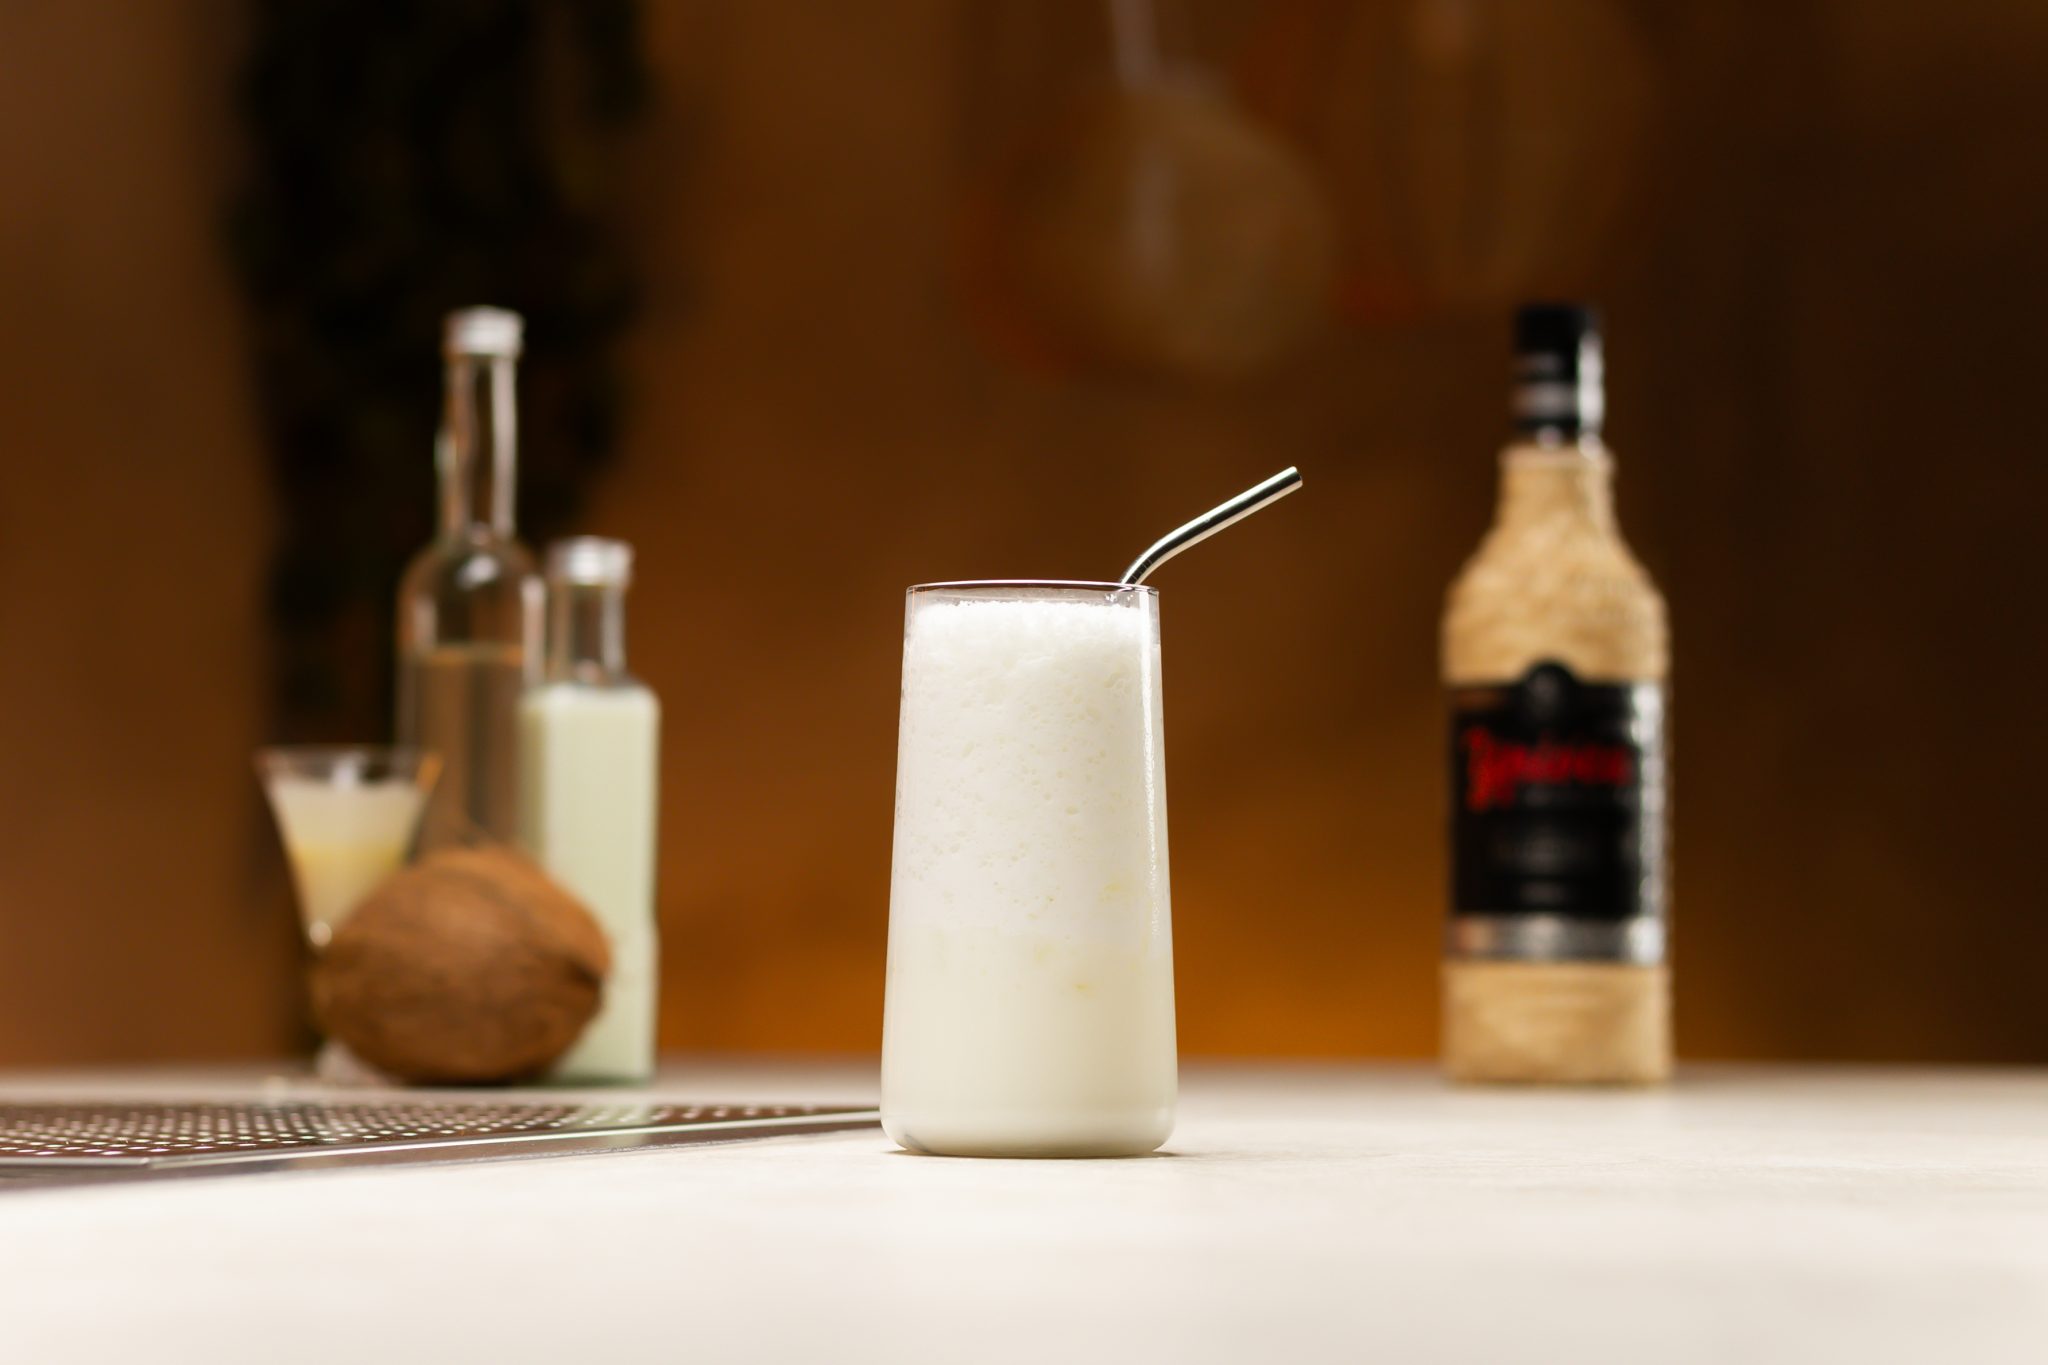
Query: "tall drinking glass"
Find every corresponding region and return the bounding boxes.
[881,582,1176,1157]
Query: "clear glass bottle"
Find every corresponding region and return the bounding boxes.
[520,539,662,1083]
[1441,304,1671,1084]
[396,307,544,850]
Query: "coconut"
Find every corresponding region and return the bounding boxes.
[311,845,610,1085]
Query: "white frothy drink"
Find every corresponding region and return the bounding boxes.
[882,583,1175,1157]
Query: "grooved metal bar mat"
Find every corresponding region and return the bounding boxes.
[0,1100,880,1186]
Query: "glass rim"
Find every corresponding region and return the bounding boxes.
[907,579,1156,597]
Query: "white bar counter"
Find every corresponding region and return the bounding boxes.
[3,1061,2043,1364]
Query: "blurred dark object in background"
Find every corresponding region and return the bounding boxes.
[1239,0,1655,320]
[955,0,1657,378]
[229,0,651,741]
[957,0,1337,382]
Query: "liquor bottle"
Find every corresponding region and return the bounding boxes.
[396,307,544,850]
[519,538,662,1083]
[1441,304,1671,1083]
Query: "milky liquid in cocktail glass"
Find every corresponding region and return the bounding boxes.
[257,748,437,949]
[881,582,1175,1157]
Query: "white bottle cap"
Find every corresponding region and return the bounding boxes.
[548,537,633,587]
[444,307,525,360]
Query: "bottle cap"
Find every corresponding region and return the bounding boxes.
[1512,303,1603,438]
[444,307,525,360]
[548,537,633,587]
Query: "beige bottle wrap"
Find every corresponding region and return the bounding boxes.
[1443,962,1671,1085]
[1442,450,1667,686]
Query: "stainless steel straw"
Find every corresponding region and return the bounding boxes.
[1120,467,1305,585]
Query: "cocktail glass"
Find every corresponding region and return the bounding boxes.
[257,746,440,950]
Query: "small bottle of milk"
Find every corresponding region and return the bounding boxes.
[520,537,662,1083]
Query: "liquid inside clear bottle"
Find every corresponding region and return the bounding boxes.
[395,308,543,850]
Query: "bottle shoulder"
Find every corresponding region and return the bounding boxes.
[399,536,543,595]
[396,536,544,655]
[1444,522,1667,685]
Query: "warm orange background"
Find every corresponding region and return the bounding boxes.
[1,2,2042,1067]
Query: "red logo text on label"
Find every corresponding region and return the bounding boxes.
[1461,726,1634,812]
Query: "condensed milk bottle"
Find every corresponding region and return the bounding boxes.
[1442,304,1671,1084]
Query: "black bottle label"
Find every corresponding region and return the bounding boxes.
[1449,661,1665,922]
